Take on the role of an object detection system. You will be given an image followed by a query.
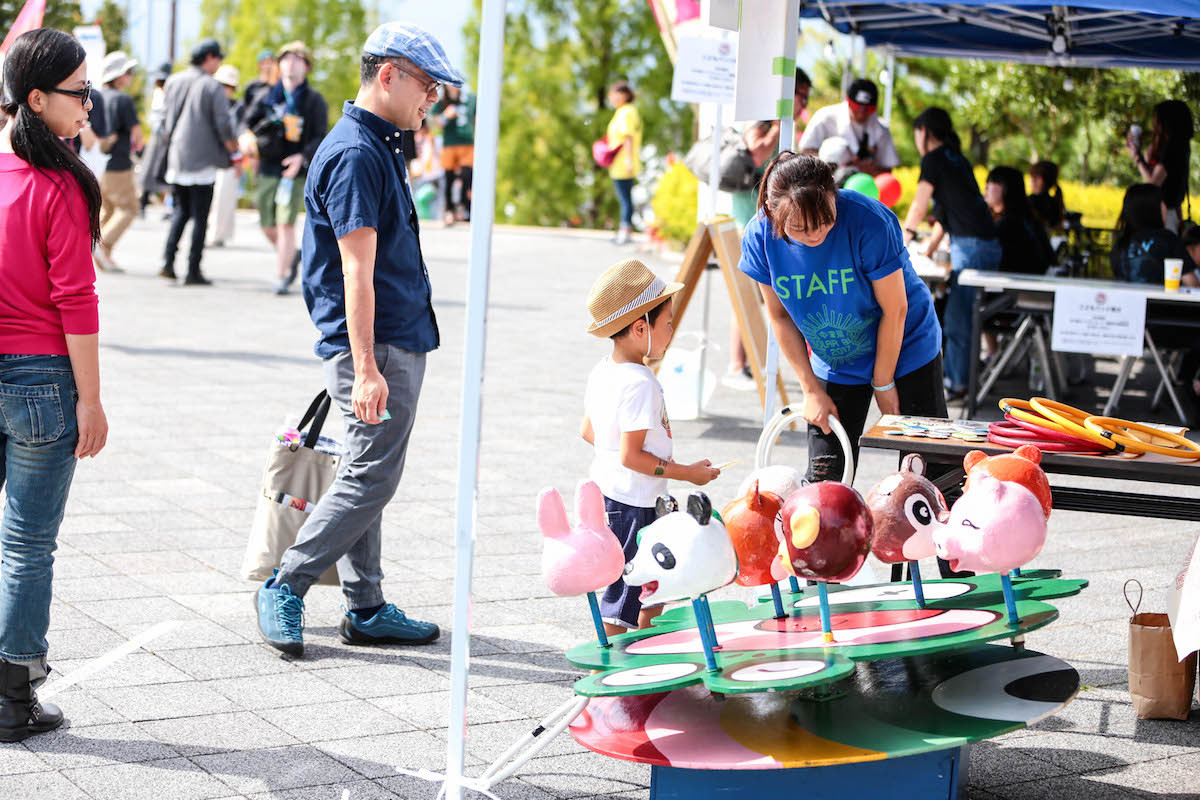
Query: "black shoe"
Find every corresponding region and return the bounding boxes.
[159,268,176,280]
[285,250,301,288]
[183,275,213,286]
[0,662,63,742]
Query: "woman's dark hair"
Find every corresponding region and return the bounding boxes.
[1181,221,1200,249]
[912,107,961,153]
[757,151,836,242]
[609,81,635,103]
[1111,183,1166,274]
[986,166,1031,221]
[1150,99,1193,166]
[1029,160,1065,227]
[0,29,102,247]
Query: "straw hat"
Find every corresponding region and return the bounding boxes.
[586,259,683,338]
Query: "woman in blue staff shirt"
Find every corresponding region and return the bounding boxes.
[740,152,945,485]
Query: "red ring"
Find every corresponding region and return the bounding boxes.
[1003,414,1106,449]
[987,429,1107,453]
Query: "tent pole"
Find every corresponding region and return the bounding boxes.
[883,48,895,127]
[765,0,801,426]
[444,0,507,798]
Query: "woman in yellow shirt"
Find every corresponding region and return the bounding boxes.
[605,81,641,244]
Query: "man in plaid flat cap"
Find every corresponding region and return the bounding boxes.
[256,23,465,657]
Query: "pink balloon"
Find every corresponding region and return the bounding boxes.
[876,172,902,207]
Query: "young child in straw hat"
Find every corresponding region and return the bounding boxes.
[581,259,720,637]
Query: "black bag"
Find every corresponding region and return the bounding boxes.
[252,115,286,164]
[683,129,757,193]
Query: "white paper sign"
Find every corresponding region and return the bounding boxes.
[671,36,737,105]
[1168,532,1200,661]
[733,0,795,122]
[1050,286,1146,357]
[703,0,741,30]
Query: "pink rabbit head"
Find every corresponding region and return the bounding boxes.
[537,480,626,597]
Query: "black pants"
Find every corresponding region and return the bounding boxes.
[163,183,214,278]
[445,166,473,217]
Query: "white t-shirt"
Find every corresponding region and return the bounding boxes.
[798,102,900,170]
[585,357,673,508]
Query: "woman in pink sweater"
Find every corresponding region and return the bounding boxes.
[0,28,109,742]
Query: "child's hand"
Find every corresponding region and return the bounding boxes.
[685,459,720,486]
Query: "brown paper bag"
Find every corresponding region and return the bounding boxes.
[1126,580,1197,720]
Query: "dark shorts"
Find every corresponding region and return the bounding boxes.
[600,496,658,629]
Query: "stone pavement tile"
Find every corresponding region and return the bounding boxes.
[475,681,577,720]
[206,671,354,711]
[454,652,583,689]
[53,574,157,603]
[142,619,252,652]
[312,661,453,700]
[250,781,400,800]
[135,569,251,596]
[51,652,192,690]
[968,740,1072,787]
[372,690,524,730]
[473,624,583,656]
[86,494,180,513]
[52,554,120,579]
[316,729,478,779]
[38,687,126,728]
[0,743,51,776]
[159,644,300,681]
[989,773,1156,799]
[195,744,361,794]
[66,479,142,499]
[1083,751,1200,796]
[63,756,234,800]
[1010,726,1200,775]
[185,547,249,576]
[47,602,104,632]
[48,626,130,661]
[129,477,233,497]
[23,721,179,768]
[60,530,171,554]
[58,513,136,535]
[519,752,650,798]
[93,550,210,575]
[377,774,560,800]
[89,682,238,722]
[171,592,260,620]
[138,711,299,757]
[256,699,414,743]
[117,509,218,532]
[72,596,203,635]
[195,508,255,531]
[0,771,91,799]
[452,719,583,763]
[155,528,249,550]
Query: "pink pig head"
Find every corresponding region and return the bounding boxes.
[537,480,626,597]
[933,475,1047,574]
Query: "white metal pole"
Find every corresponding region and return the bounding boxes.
[444,1,506,798]
[883,49,895,127]
[764,0,801,425]
[709,103,722,217]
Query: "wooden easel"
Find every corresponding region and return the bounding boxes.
[654,216,789,412]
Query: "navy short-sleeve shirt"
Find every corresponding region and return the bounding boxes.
[301,101,438,358]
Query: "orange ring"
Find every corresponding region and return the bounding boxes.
[1083,417,1200,460]
[999,398,1118,451]
[1028,398,1121,451]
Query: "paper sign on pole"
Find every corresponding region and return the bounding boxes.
[73,25,105,86]
[671,36,737,105]
[703,0,740,30]
[733,0,795,122]
[1050,286,1146,357]
[1168,532,1200,661]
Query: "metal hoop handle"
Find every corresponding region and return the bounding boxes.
[755,406,855,486]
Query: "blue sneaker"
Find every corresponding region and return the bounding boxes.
[339,603,439,646]
[255,574,305,656]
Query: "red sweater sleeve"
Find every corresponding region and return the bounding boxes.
[45,178,99,335]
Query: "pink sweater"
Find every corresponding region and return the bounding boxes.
[0,153,99,355]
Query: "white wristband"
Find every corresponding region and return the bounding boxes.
[871,380,895,392]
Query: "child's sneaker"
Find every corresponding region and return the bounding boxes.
[339,604,439,646]
[255,574,305,656]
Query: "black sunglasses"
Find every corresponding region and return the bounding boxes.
[51,81,92,107]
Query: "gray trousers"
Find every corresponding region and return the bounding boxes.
[276,345,426,608]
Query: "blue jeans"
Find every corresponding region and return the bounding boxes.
[613,178,634,228]
[944,236,1002,391]
[0,355,78,675]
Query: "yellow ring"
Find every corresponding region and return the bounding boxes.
[999,398,1117,450]
[1083,417,1200,460]
[1028,398,1121,451]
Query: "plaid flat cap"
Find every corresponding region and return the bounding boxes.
[363,22,465,88]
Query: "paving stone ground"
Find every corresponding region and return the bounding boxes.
[0,209,1197,799]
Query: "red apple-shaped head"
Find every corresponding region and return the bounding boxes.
[774,482,873,583]
[722,480,785,587]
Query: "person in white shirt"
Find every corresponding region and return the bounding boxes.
[580,259,719,636]
[798,78,899,176]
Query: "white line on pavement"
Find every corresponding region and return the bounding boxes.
[41,621,184,699]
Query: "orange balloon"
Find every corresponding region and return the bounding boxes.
[722,481,785,587]
[875,172,902,207]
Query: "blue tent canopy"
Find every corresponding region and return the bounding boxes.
[799,1,1200,71]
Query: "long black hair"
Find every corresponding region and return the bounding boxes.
[0,29,102,247]
[757,151,836,242]
[1111,183,1166,274]
[986,166,1032,221]
[1029,160,1065,228]
[912,107,961,153]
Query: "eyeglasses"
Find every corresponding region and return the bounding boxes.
[387,61,441,97]
[51,82,92,107]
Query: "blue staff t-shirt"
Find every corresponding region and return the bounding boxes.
[739,190,941,385]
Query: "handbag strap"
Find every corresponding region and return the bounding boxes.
[297,390,332,450]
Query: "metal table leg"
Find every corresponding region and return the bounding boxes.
[1103,356,1136,416]
[1031,323,1058,401]
[975,315,1034,404]
[1144,330,1189,425]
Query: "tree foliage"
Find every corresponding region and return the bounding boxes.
[95,0,126,52]
[0,0,80,38]
[463,0,693,228]
[199,0,372,121]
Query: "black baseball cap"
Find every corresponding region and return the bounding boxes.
[847,78,879,107]
[190,39,225,64]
